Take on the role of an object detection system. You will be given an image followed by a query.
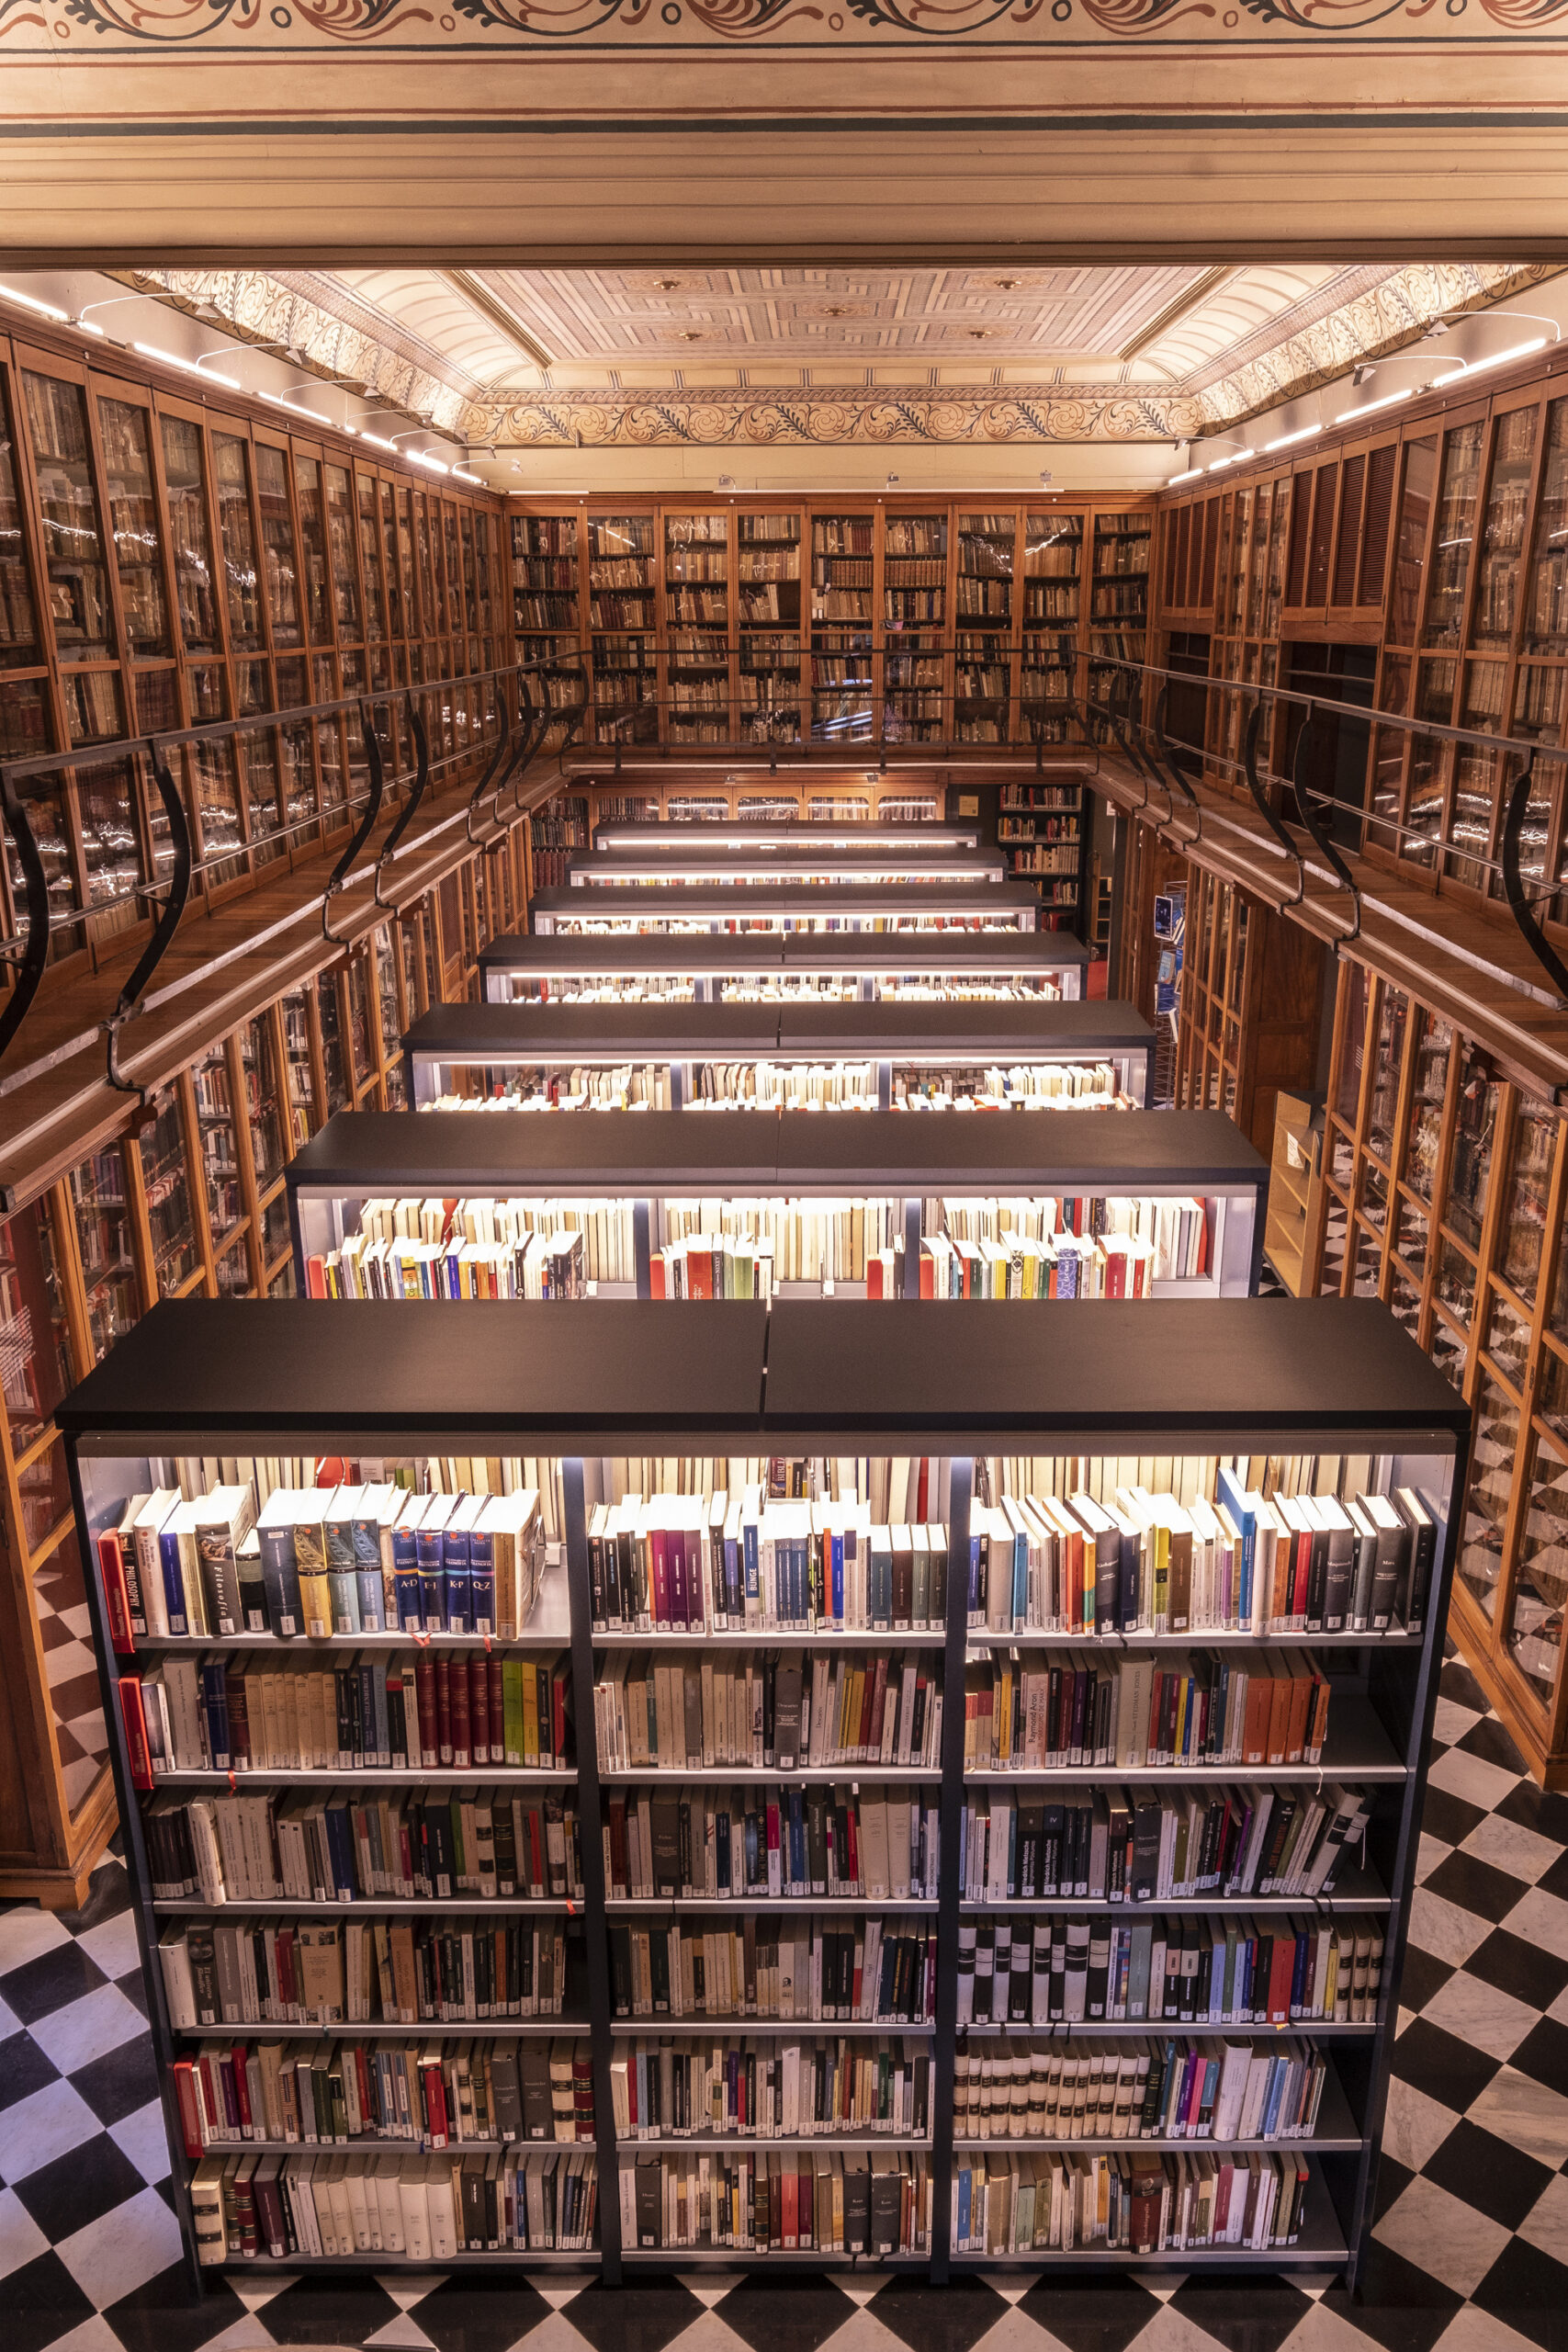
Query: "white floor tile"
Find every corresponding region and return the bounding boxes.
[1419,1969,1540,2062]
[1276,2304,1385,2352]
[1468,2062,1568,2168]
[1406,1886,1495,1969]
[660,2312,758,2352]
[108,2097,173,2184]
[1126,2303,1228,2352]
[364,2316,437,2349]
[1430,2305,1547,2352]
[0,1905,70,1977]
[1373,2174,1511,2297]
[1431,1699,1483,1747]
[1459,1809,1562,1883]
[1498,1883,1568,1957]
[1380,2075,1462,2173]
[28,1983,148,2076]
[0,2184,49,2282]
[1427,1747,1523,1815]
[0,2075,102,2183]
[972,2312,1065,2352]
[55,2181,184,2309]
[35,2318,127,2352]
[73,1910,141,1983]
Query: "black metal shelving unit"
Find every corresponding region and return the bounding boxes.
[61,1296,1468,2290]
[527,880,1046,937]
[479,931,1094,1004]
[563,846,1009,889]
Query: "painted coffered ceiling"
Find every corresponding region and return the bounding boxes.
[118,258,1561,460]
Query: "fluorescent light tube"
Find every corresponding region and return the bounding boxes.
[133,343,241,390]
[1432,335,1548,388]
[1262,424,1321,453]
[1334,388,1412,424]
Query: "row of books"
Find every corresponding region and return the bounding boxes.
[968,1470,1435,1636]
[587,1489,949,1633]
[953,2145,1309,2255]
[192,2145,597,2262]
[428,1066,671,1112]
[609,2035,931,2142]
[172,2030,590,2154]
[890,1060,1125,1110]
[961,1650,1330,1772]
[954,1916,1381,2030]
[318,1192,637,1293]
[124,1648,570,1781]
[99,1475,547,1644]
[605,1785,940,1902]
[609,1915,936,2025]
[160,1907,575,2030]
[592,1649,942,1773]
[658,1195,905,1288]
[957,1783,1369,1905]
[146,1786,583,1907]
[954,2033,1331,2148]
[623,2147,928,2253]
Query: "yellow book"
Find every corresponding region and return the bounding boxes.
[522,1660,540,1765]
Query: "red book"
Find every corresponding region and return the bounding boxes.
[231,2041,253,2132]
[1268,1934,1295,2023]
[97,1532,135,1656]
[306,1256,328,1298]
[919,1251,934,1300]
[845,1798,860,1891]
[118,1676,153,1790]
[172,2058,204,2157]
[435,1654,454,1765]
[276,1929,297,2016]
[917,1459,929,1521]
[449,1657,471,1769]
[468,1656,491,1765]
[649,1256,666,1299]
[867,1256,886,1300]
[421,2059,448,2147]
[488,1654,504,1761]
[413,1655,439,1769]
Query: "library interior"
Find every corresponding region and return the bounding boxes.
[1,37,1568,2352]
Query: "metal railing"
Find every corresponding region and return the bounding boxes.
[0,652,590,1091]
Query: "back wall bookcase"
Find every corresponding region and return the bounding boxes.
[62,1296,1466,2290]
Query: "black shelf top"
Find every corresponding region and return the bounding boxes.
[288,1106,1260,1198]
[568,849,1008,886]
[770,1106,1266,1191]
[775,1001,1152,1059]
[763,1297,1473,1445]
[404,1000,1154,1069]
[591,824,985,854]
[56,1298,769,1447]
[407,1003,785,1063]
[288,1108,784,1193]
[478,933,1091,981]
[529,881,1043,921]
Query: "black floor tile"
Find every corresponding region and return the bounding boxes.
[1422,2117,1556,2231]
[1455,1713,1529,1777]
[0,1942,109,2028]
[1322,2238,1461,2352]
[1371,2154,1414,2224]
[566,2277,705,2352]
[1420,1848,1530,1926]
[1438,1658,1490,1713]
[1394,1943,1456,2017]
[866,2273,1008,2352]
[102,2261,248,2352]
[11,2128,151,2242]
[1167,2278,1314,2352]
[1465,1927,1568,2017]
[716,2271,860,2352]
[1416,1785,1488,1849]
[0,2249,96,2352]
[1469,2232,1568,2351]
[0,2027,61,2112]
[1535,1845,1568,1905]
[1017,2277,1163,2352]
[118,1971,150,2020]
[1389,2016,1505,2112]
[68,2029,161,2128]
[1508,2015,1568,2098]
[248,2273,402,2345]
[1495,1778,1568,1848]
[406,2271,556,2352]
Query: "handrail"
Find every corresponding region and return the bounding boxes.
[375,691,433,902]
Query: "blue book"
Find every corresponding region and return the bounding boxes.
[831,1532,844,1627]
[443,1500,473,1634]
[199,1661,231,1770]
[468,1508,496,1637]
[323,1486,362,1636]
[352,1494,387,1634]
[1260,2056,1287,2142]
[742,1512,760,1612]
[716,1809,731,1891]
[968,1531,983,1626]
[1215,1467,1257,1625]
[1011,1525,1028,1626]
[158,1520,191,1639]
[957,2164,972,2250]
[322,1802,356,1898]
[391,1500,423,1633]
[417,1497,453,1627]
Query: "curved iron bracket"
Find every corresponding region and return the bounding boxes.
[508,673,556,819]
[1151,684,1203,843]
[1290,709,1363,951]
[1502,748,1568,1007]
[322,699,387,943]
[373,694,430,907]
[0,764,52,1075]
[1105,669,1172,826]
[1243,699,1307,908]
[465,693,512,845]
[106,739,194,1094]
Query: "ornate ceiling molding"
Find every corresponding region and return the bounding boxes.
[1189,260,1562,429]
[457,388,1207,447]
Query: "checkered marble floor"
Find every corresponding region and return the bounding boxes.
[2,1649,1563,2352]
